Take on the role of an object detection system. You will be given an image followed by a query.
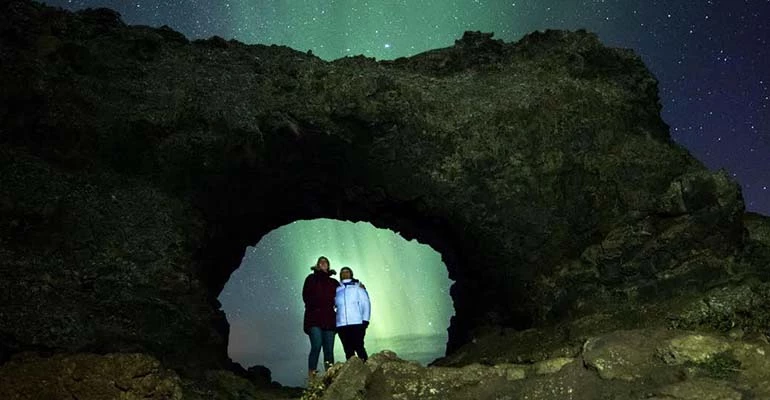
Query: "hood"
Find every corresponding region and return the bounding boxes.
[310,265,336,276]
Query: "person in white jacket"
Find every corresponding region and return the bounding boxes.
[335,266,370,361]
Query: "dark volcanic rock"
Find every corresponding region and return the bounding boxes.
[303,332,770,399]
[0,352,183,399]
[1,0,769,392]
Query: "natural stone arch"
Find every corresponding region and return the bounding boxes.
[2,4,768,387]
[192,132,470,353]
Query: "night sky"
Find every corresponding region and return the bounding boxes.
[218,219,452,386]
[39,0,769,386]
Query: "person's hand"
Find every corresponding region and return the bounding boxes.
[363,320,369,329]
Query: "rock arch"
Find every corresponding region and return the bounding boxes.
[2,3,768,383]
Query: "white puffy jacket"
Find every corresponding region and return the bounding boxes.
[335,279,371,327]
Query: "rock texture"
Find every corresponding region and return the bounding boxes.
[306,328,770,399]
[0,351,299,400]
[1,1,769,397]
[0,352,183,399]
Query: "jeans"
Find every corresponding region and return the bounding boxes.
[307,326,335,371]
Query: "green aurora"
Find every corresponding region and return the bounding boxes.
[218,219,453,386]
[227,0,554,61]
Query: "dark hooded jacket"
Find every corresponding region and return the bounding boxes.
[302,266,339,334]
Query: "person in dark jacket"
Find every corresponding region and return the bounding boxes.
[335,266,370,362]
[302,256,339,378]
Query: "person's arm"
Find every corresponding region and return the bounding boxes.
[302,275,311,305]
[360,286,371,326]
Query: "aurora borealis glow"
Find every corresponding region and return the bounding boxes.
[218,219,453,386]
[224,1,519,61]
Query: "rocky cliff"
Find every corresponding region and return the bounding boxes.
[1,1,769,398]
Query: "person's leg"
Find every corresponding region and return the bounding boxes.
[337,326,355,359]
[321,329,336,369]
[353,324,368,361]
[307,327,322,374]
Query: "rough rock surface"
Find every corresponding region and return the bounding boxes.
[0,352,183,399]
[0,351,300,400]
[1,1,769,398]
[306,329,770,399]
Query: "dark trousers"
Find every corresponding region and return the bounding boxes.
[337,324,368,361]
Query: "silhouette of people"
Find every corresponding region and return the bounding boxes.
[302,256,338,378]
[335,266,370,362]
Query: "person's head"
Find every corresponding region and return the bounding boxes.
[340,267,353,280]
[316,256,330,272]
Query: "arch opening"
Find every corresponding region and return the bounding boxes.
[218,218,454,387]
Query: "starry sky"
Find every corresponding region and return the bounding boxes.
[42,0,770,215]
[218,219,452,387]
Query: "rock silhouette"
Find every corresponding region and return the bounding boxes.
[1,1,768,398]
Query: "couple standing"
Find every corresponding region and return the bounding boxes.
[302,256,370,378]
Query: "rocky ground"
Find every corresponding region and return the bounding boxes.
[304,327,769,400]
[0,351,303,400]
[2,321,769,399]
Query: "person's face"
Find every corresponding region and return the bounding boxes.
[340,269,351,280]
[318,258,329,272]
